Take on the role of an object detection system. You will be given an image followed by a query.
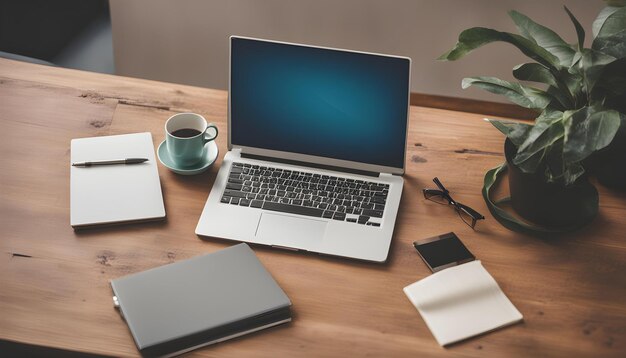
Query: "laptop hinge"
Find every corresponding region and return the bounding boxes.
[241,153,380,177]
[271,245,300,252]
[379,173,394,177]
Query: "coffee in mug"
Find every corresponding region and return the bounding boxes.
[171,128,203,138]
[165,113,218,167]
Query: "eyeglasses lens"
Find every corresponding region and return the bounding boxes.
[424,191,449,204]
[456,206,476,228]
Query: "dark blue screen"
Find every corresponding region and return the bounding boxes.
[230,38,410,169]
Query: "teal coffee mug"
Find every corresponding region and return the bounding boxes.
[165,113,219,167]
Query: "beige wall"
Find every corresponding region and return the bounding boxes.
[110,0,603,103]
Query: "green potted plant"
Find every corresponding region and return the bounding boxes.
[439,4,626,234]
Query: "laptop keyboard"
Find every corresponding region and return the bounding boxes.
[220,162,389,227]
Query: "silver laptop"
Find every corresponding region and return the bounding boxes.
[196,36,411,262]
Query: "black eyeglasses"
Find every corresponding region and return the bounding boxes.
[422,177,485,229]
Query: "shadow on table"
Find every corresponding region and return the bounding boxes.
[0,339,113,358]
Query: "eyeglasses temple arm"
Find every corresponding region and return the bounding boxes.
[432,177,449,193]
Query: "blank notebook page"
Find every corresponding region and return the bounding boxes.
[70,132,165,227]
[403,260,523,346]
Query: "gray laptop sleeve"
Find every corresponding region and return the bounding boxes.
[110,243,292,357]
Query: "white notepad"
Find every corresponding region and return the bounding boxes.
[70,132,165,228]
[403,260,523,346]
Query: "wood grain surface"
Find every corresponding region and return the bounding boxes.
[1,58,625,357]
[410,92,537,120]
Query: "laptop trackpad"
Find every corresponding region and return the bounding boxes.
[255,213,327,251]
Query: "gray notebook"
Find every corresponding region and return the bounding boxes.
[110,243,292,357]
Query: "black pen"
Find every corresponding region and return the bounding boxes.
[72,158,149,167]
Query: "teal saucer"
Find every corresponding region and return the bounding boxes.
[157,140,219,175]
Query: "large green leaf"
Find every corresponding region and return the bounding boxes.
[546,86,572,110]
[512,64,579,110]
[462,77,552,109]
[549,162,586,186]
[509,10,576,66]
[516,147,549,174]
[543,138,566,182]
[513,110,565,172]
[542,65,584,109]
[592,6,622,38]
[438,28,501,60]
[545,162,586,185]
[564,6,585,51]
[564,164,586,186]
[593,6,626,38]
[558,68,587,107]
[542,138,585,185]
[512,63,558,87]
[581,49,617,97]
[558,67,585,106]
[570,51,583,68]
[594,57,626,104]
[592,6,626,58]
[438,27,561,69]
[486,119,533,146]
[593,29,626,59]
[563,107,622,164]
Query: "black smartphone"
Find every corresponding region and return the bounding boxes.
[413,232,475,272]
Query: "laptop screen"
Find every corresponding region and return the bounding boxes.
[230,37,410,170]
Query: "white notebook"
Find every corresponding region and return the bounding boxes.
[70,132,165,228]
[403,260,523,346]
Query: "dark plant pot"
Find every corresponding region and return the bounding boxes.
[592,123,626,191]
[505,139,598,227]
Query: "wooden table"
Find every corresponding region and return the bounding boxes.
[1,58,625,357]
